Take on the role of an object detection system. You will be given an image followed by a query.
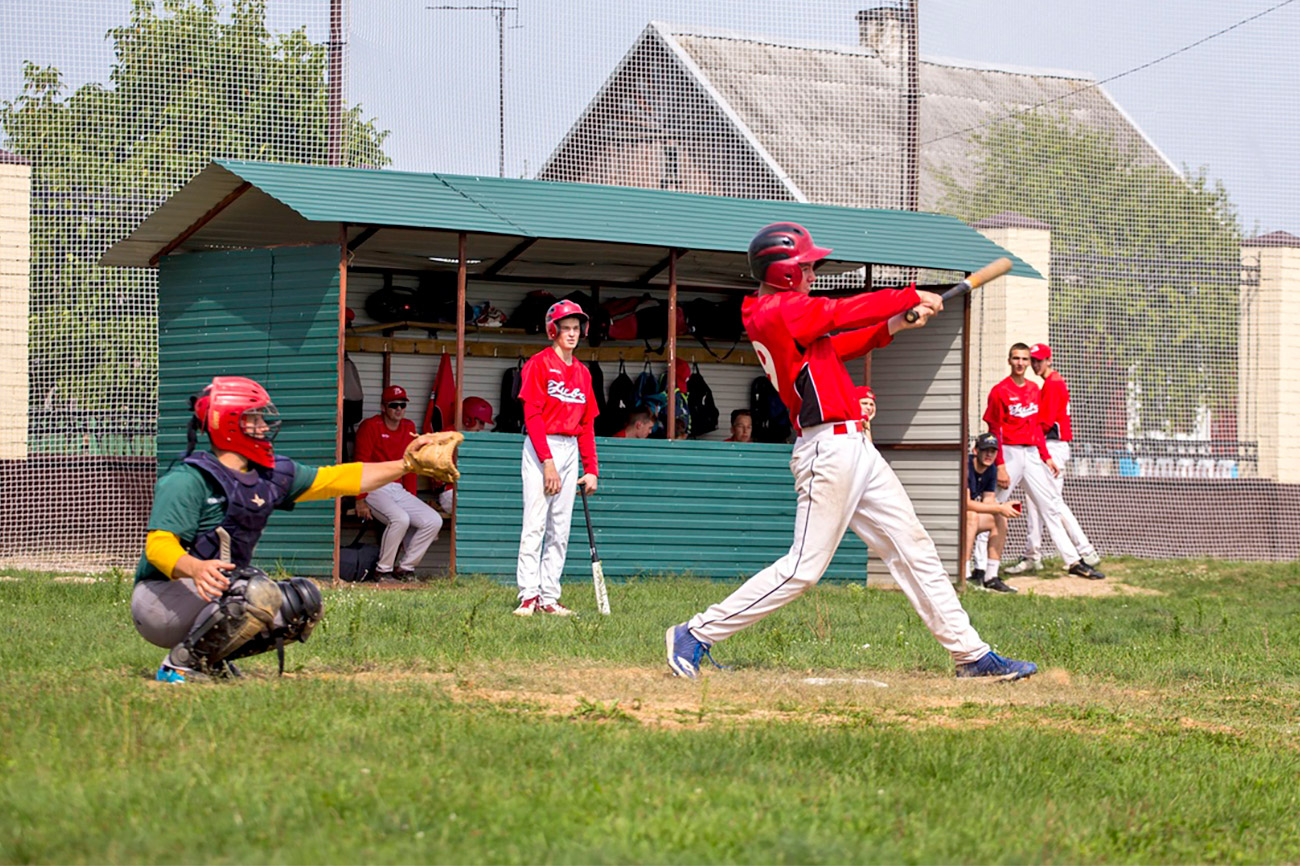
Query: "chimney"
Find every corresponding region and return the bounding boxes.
[856,7,905,66]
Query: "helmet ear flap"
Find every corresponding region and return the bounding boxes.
[765,259,802,289]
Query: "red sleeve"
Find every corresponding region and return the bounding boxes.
[524,402,552,462]
[829,322,894,361]
[784,287,920,346]
[1038,377,1061,434]
[353,418,380,498]
[1032,411,1052,463]
[518,353,550,406]
[578,423,598,477]
[983,390,1006,466]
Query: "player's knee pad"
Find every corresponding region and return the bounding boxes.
[225,577,325,674]
[172,568,282,674]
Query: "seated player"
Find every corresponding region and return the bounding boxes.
[725,409,752,442]
[436,396,494,512]
[614,408,654,439]
[132,375,444,683]
[963,433,1022,593]
[857,385,877,440]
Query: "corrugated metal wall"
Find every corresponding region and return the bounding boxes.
[455,432,870,581]
[158,245,341,575]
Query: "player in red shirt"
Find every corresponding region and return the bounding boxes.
[353,384,443,581]
[1003,343,1101,573]
[513,300,600,617]
[666,222,1038,681]
[984,344,1103,579]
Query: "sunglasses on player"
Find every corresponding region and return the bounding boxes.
[386,401,408,409]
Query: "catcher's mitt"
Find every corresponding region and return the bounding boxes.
[402,431,464,483]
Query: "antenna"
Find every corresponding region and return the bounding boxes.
[428,0,521,178]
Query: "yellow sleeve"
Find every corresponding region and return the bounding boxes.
[146,530,187,579]
[294,462,364,502]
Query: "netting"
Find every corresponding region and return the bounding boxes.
[2,0,1297,569]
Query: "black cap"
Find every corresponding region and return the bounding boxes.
[975,432,999,451]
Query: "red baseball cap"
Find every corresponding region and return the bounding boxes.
[856,385,876,401]
[381,385,408,404]
[1029,343,1052,361]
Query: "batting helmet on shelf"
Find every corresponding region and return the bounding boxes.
[747,222,833,289]
[544,299,589,340]
[194,376,282,468]
[462,396,494,427]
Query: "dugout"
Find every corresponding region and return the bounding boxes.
[102,159,1039,583]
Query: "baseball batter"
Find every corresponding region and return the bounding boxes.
[984,344,1104,579]
[1003,343,1101,574]
[514,300,599,617]
[666,223,1038,681]
[133,375,447,682]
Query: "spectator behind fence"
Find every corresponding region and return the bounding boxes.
[614,408,654,439]
[354,384,443,582]
[725,409,752,442]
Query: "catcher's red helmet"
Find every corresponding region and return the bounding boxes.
[545,299,589,340]
[462,396,494,427]
[194,376,281,468]
[748,222,833,289]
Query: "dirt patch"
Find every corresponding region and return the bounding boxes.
[306,662,1184,734]
[1005,563,1164,598]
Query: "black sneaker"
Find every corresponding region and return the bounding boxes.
[971,568,986,583]
[1068,561,1106,580]
[982,576,1018,594]
[394,568,418,583]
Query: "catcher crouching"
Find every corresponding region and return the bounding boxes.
[132,375,462,683]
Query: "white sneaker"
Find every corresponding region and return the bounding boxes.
[513,596,540,617]
[539,602,578,617]
[1083,552,1102,567]
[1004,557,1042,575]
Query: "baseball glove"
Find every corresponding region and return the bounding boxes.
[402,431,464,483]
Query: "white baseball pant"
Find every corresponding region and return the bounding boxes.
[687,421,990,664]
[972,530,989,570]
[995,444,1080,566]
[1022,440,1096,562]
[516,435,579,604]
[366,482,443,572]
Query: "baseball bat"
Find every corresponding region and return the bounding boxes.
[904,257,1013,323]
[579,486,610,615]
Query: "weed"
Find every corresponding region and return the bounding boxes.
[571,697,636,724]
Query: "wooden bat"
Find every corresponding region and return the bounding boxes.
[578,486,610,615]
[904,257,1013,323]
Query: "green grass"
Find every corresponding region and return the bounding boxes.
[2,560,1300,864]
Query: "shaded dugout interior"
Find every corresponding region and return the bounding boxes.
[102,159,1040,583]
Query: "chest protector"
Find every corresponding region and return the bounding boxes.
[184,452,298,566]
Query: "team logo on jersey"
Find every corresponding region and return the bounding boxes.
[1007,401,1039,419]
[251,493,266,508]
[546,378,587,404]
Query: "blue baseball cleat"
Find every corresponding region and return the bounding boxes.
[666,623,724,679]
[956,651,1038,681]
[155,663,189,684]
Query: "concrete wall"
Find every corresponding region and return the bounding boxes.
[968,215,1051,437]
[1239,233,1300,483]
[0,158,30,460]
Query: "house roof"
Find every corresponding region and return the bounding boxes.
[100,159,1042,284]
[541,21,1178,212]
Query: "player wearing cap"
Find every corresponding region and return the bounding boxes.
[856,385,877,441]
[984,344,1104,579]
[354,384,444,581]
[1004,343,1102,574]
[133,375,443,682]
[513,300,600,617]
[435,396,495,512]
[963,433,1023,593]
[665,222,1038,681]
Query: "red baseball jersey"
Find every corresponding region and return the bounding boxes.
[983,377,1050,464]
[519,347,599,474]
[1038,371,1073,442]
[742,288,917,433]
[353,415,417,496]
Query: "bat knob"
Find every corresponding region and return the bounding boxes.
[904,308,920,324]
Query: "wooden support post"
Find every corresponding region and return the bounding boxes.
[332,225,348,585]
[957,286,972,588]
[451,231,468,575]
[666,249,679,441]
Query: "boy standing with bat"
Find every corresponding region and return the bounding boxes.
[513,300,600,617]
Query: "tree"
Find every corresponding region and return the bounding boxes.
[0,0,389,425]
[942,111,1241,440]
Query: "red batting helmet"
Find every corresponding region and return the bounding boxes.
[194,376,281,468]
[462,396,494,427]
[748,222,833,289]
[545,299,589,340]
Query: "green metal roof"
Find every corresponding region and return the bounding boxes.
[104,160,1043,280]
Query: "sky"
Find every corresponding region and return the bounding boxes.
[3,0,1297,233]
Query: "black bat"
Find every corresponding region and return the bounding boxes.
[578,486,610,615]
